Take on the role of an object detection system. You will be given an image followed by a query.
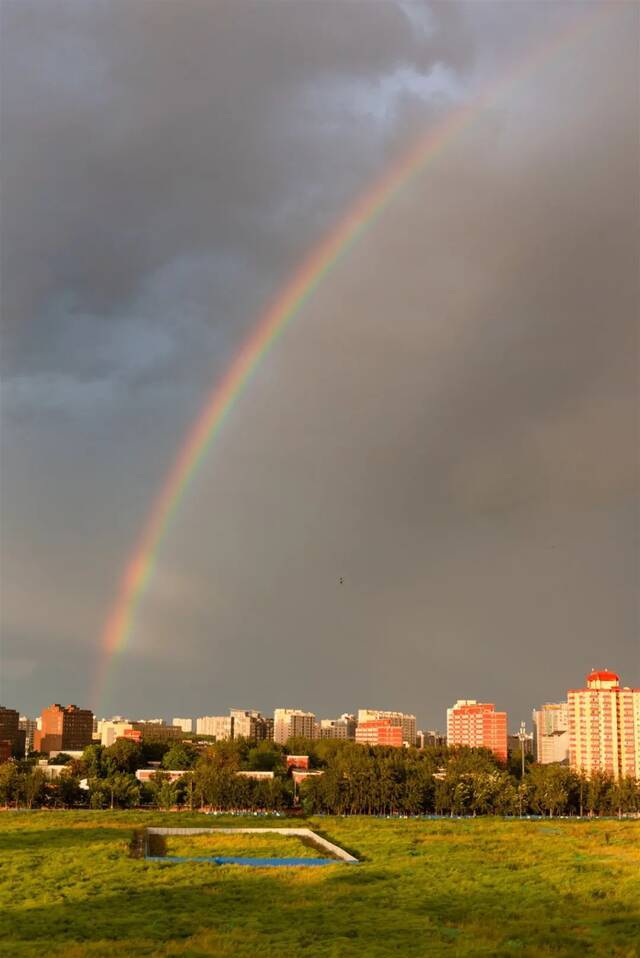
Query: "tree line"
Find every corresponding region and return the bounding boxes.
[1,736,638,817]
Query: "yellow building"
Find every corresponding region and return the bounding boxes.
[568,670,640,779]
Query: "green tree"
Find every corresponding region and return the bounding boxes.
[102,738,143,774]
[161,744,196,770]
[0,762,20,806]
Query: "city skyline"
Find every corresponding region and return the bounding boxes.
[2,3,637,723]
[8,664,639,738]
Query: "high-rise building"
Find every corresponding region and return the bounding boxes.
[532,702,570,764]
[172,718,193,734]
[507,732,533,756]
[357,709,416,746]
[320,714,357,740]
[0,706,21,757]
[355,719,403,748]
[568,670,640,779]
[417,730,446,748]
[446,700,508,761]
[229,709,271,742]
[195,715,234,740]
[34,704,94,755]
[273,709,318,744]
[19,716,38,756]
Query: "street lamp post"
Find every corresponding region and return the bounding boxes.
[517,721,528,817]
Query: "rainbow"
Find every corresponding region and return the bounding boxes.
[93,5,610,709]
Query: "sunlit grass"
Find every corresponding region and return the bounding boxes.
[162,832,330,858]
[1,812,639,957]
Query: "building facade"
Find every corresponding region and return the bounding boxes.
[446,700,508,761]
[532,702,570,764]
[229,709,272,742]
[355,719,403,748]
[195,715,234,740]
[0,706,21,757]
[172,718,193,733]
[19,716,38,756]
[568,670,640,779]
[357,709,416,746]
[273,709,318,745]
[319,714,357,740]
[34,704,94,754]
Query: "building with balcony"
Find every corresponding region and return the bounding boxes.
[568,670,639,779]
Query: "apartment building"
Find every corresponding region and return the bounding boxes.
[273,709,318,745]
[355,719,403,748]
[446,700,508,761]
[357,709,416,746]
[532,702,570,764]
[568,670,640,779]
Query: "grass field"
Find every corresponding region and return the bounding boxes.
[161,831,331,859]
[1,812,639,957]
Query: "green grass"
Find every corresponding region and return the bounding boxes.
[1,812,639,957]
[162,832,330,859]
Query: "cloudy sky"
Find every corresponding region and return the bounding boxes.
[1,1,638,727]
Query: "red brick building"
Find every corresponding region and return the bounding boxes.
[34,704,94,755]
[355,719,403,748]
[446,700,508,762]
[0,706,21,757]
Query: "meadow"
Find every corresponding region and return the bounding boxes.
[1,811,639,958]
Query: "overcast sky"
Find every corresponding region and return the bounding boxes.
[1,1,638,728]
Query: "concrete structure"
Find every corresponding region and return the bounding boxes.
[236,770,274,780]
[19,716,38,755]
[0,706,22,757]
[357,709,416,746]
[98,720,133,747]
[355,719,403,748]
[273,709,318,744]
[446,700,508,761]
[0,741,12,764]
[128,721,183,743]
[173,718,193,733]
[532,702,570,765]
[417,730,446,748]
[34,704,94,755]
[568,670,640,779]
[135,768,184,783]
[230,709,272,742]
[196,715,234,740]
[144,826,359,863]
[319,714,357,740]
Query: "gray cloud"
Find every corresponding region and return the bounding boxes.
[1,2,637,723]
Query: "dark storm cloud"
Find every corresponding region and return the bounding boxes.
[1,2,637,721]
[0,0,473,384]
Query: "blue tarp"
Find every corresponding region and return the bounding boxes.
[146,855,335,867]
